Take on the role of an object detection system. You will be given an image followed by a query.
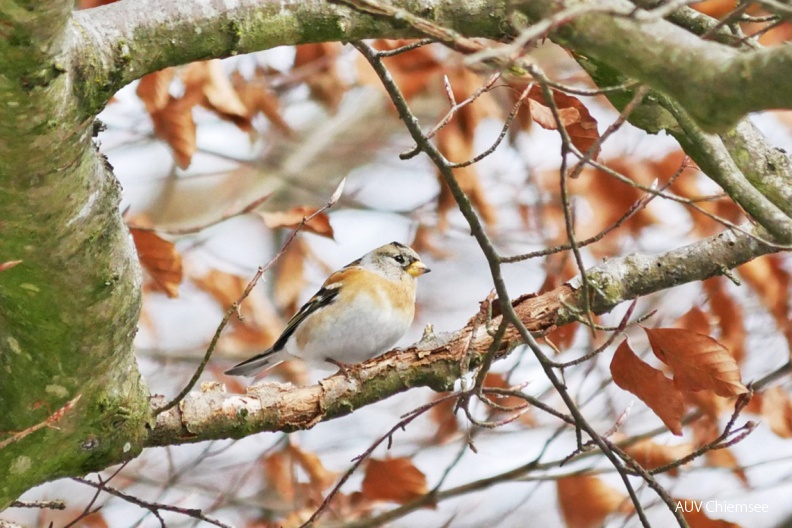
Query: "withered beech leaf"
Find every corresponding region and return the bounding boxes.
[760,386,792,438]
[610,340,685,435]
[644,327,748,397]
[150,96,197,169]
[129,228,183,298]
[514,84,600,157]
[288,444,336,492]
[430,393,461,444]
[703,277,746,364]
[623,439,692,476]
[259,207,334,239]
[360,457,428,504]
[274,237,308,316]
[557,475,631,528]
[136,69,175,114]
[294,43,346,113]
[675,306,711,336]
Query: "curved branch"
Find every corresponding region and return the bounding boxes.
[514,0,792,131]
[66,0,507,113]
[148,224,778,447]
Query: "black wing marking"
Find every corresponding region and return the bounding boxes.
[270,283,341,352]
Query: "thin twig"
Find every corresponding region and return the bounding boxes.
[73,476,232,528]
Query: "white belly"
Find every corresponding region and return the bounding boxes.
[284,290,412,368]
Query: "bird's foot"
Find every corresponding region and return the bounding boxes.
[325,357,357,379]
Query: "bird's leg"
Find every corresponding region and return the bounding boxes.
[325,357,356,378]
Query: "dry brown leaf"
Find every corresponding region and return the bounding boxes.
[288,443,336,492]
[691,415,748,485]
[759,386,792,438]
[685,390,734,419]
[483,372,536,426]
[515,84,600,157]
[706,446,749,486]
[357,40,441,101]
[129,228,182,298]
[435,122,497,229]
[675,306,711,336]
[557,475,631,528]
[150,96,196,169]
[137,69,175,114]
[623,439,693,476]
[294,43,346,112]
[738,254,790,331]
[360,457,428,504]
[231,70,291,134]
[259,207,334,239]
[527,98,581,130]
[674,499,744,528]
[263,449,295,502]
[703,277,746,364]
[610,340,685,435]
[192,269,283,353]
[430,394,461,444]
[645,327,748,397]
[182,60,251,131]
[274,237,308,316]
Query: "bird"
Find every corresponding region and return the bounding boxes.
[225,241,430,377]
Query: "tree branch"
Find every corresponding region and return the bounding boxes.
[513,0,792,130]
[148,224,778,447]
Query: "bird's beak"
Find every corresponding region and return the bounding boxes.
[407,261,431,277]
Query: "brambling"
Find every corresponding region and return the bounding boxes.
[225,242,430,376]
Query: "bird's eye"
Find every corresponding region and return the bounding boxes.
[393,254,406,264]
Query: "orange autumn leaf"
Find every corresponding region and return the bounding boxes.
[738,254,790,330]
[514,84,600,157]
[231,70,291,134]
[557,475,631,528]
[294,43,346,113]
[703,277,746,364]
[274,237,309,316]
[483,372,536,426]
[259,207,334,239]
[435,121,497,229]
[358,40,441,101]
[136,69,175,114]
[675,306,711,336]
[361,457,428,504]
[623,439,692,476]
[610,340,685,435]
[150,96,196,169]
[129,228,182,298]
[689,416,748,485]
[759,386,792,438]
[287,443,336,492]
[263,449,295,502]
[644,328,748,397]
[192,269,283,352]
[182,60,251,131]
[430,394,461,444]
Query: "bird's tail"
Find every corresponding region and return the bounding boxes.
[224,349,280,377]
